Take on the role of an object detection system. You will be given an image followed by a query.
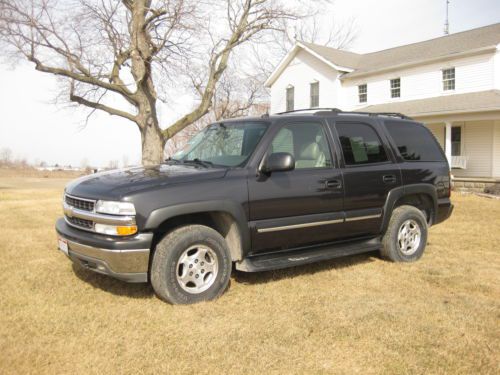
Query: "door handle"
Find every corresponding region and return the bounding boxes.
[383,174,397,184]
[325,179,342,189]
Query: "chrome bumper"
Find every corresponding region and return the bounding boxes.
[60,237,150,283]
[56,218,151,283]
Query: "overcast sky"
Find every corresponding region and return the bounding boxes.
[1,0,499,167]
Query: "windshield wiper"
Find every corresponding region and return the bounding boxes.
[163,157,182,164]
[183,158,214,168]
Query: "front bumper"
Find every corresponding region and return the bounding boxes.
[55,218,153,283]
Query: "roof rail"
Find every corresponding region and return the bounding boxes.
[369,112,413,120]
[274,108,413,120]
[339,111,413,120]
[275,108,342,115]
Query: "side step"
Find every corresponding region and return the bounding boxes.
[236,237,381,272]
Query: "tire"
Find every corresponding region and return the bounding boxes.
[380,205,428,262]
[151,225,232,305]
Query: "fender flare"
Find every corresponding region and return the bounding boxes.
[143,200,250,255]
[381,183,438,233]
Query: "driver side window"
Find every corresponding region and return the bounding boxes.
[270,122,332,169]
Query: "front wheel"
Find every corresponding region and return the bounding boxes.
[151,225,232,305]
[381,205,428,262]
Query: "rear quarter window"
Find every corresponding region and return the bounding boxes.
[384,120,445,162]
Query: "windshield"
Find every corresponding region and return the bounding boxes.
[172,121,268,167]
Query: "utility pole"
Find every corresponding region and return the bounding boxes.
[444,0,450,35]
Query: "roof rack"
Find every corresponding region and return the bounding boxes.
[370,112,413,120]
[275,108,342,115]
[275,107,412,120]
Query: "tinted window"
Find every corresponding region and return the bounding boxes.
[271,122,332,169]
[384,121,445,161]
[336,122,388,165]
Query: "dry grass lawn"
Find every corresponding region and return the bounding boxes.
[0,177,499,374]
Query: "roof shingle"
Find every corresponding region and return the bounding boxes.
[358,90,500,117]
[301,23,500,79]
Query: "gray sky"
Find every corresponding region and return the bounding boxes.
[1,0,499,167]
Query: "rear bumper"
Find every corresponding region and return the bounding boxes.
[55,218,153,283]
[435,198,454,225]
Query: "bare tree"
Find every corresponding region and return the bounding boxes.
[164,1,356,156]
[108,159,119,169]
[122,154,129,168]
[164,68,268,156]
[80,157,89,170]
[251,3,358,79]
[0,0,296,165]
[0,147,13,165]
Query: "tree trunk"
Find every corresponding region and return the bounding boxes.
[140,120,165,165]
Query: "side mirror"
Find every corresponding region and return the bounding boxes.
[260,152,295,174]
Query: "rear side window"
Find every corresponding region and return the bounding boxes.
[335,122,388,165]
[384,121,445,161]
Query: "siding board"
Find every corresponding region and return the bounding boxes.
[452,121,493,177]
[493,120,500,177]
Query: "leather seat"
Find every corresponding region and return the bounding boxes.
[295,142,326,168]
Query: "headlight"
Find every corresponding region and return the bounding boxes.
[95,200,136,215]
[94,223,138,236]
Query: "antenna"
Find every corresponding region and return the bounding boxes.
[444,0,450,35]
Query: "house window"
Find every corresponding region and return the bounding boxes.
[443,68,455,91]
[286,86,294,111]
[451,126,461,156]
[310,81,319,108]
[358,84,367,103]
[390,78,400,98]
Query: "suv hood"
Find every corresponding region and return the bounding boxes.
[65,164,228,200]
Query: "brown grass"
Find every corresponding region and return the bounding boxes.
[0,177,499,374]
[0,167,84,179]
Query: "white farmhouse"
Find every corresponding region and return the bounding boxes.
[265,23,500,190]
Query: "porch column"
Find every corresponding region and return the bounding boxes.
[445,122,452,168]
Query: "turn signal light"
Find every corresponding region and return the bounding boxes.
[117,225,138,236]
[94,223,138,236]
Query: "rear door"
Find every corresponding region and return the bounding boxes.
[329,119,402,238]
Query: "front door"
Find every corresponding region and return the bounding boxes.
[248,120,344,253]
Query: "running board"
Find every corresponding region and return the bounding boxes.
[236,237,381,272]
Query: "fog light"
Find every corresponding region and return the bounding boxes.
[94,223,137,236]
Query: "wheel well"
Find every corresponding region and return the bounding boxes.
[151,211,244,262]
[393,193,434,225]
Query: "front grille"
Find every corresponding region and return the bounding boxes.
[65,195,95,212]
[66,216,94,229]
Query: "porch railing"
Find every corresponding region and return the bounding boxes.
[451,155,467,169]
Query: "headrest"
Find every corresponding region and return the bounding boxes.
[299,142,320,160]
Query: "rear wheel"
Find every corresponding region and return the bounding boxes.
[381,205,428,262]
[151,225,231,304]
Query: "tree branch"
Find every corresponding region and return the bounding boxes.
[69,85,137,123]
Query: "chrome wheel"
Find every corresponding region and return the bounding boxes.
[397,219,421,255]
[176,245,219,294]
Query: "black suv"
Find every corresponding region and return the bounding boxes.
[56,109,453,304]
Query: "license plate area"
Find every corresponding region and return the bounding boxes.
[58,238,69,256]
